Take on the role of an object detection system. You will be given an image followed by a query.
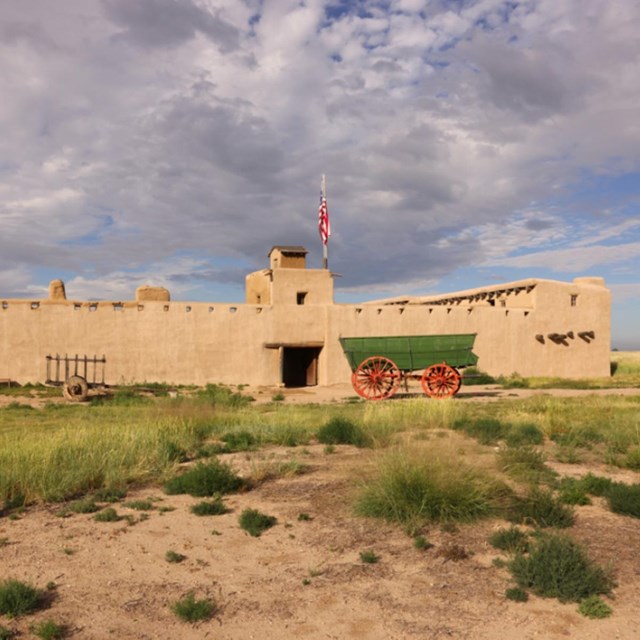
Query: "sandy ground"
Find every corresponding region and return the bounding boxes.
[1,385,640,639]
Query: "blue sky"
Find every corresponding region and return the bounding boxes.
[1,0,639,349]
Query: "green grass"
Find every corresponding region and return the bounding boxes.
[32,620,66,640]
[165,550,187,563]
[505,587,528,602]
[509,534,614,603]
[190,497,228,516]
[94,507,122,522]
[497,447,557,484]
[489,527,530,554]
[0,625,15,639]
[354,445,509,533]
[124,500,154,511]
[239,508,277,537]
[506,487,575,528]
[578,595,613,619]
[317,417,370,447]
[171,592,216,622]
[0,579,42,618]
[359,550,379,564]
[606,482,640,518]
[164,460,243,497]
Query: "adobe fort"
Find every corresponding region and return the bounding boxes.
[0,246,611,387]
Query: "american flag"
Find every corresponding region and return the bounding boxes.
[318,192,330,245]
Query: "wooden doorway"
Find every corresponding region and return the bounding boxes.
[282,347,320,387]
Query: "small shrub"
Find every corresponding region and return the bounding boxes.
[164,460,243,497]
[360,550,379,564]
[505,587,528,602]
[498,373,529,389]
[196,383,253,407]
[190,497,228,516]
[317,417,370,447]
[489,527,530,554]
[623,447,640,471]
[505,423,544,447]
[506,488,575,528]
[239,508,277,537]
[94,507,121,522]
[509,534,614,603]
[165,550,187,563]
[171,592,215,622]
[323,445,335,455]
[32,620,66,640]
[65,498,100,514]
[578,595,613,619]
[297,512,311,521]
[606,482,640,518]
[0,579,41,617]
[271,392,285,402]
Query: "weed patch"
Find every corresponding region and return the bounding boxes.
[94,507,122,522]
[0,579,42,618]
[509,534,614,603]
[355,447,508,533]
[317,417,370,447]
[578,595,613,619]
[32,620,66,639]
[505,587,528,602]
[359,550,379,564]
[489,527,530,554]
[497,447,556,484]
[165,550,187,563]
[171,593,216,622]
[506,488,575,528]
[557,478,591,506]
[190,497,228,516]
[606,482,640,518]
[504,423,544,447]
[124,500,154,511]
[239,508,277,537]
[164,460,243,497]
[453,417,504,445]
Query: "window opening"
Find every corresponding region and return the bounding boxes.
[297,292,307,305]
[570,294,578,307]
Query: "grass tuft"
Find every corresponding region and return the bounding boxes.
[578,595,613,619]
[317,417,370,447]
[506,488,575,528]
[32,620,66,640]
[164,460,243,497]
[489,527,530,554]
[606,482,640,518]
[505,587,528,602]
[497,447,556,484]
[509,534,614,603]
[165,550,187,563]
[0,579,42,618]
[359,550,379,564]
[355,446,508,534]
[94,507,122,522]
[171,592,216,622]
[239,508,277,537]
[190,497,228,516]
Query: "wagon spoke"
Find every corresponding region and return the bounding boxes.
[352,356,401,401]
[421,363,461,399]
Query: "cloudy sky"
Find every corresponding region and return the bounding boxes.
[1,0,639,348]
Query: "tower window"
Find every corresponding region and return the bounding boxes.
[570,294,578,307]
[297,292,307,305]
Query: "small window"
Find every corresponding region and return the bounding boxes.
[570,294,578,307]
[297,292,307,305]
[499,299,506,308]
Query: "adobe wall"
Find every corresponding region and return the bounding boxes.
[0,274,611,386]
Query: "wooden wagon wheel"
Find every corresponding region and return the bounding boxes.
[352,356,401,401]
[420,363,461,399]
[63,375,89,402]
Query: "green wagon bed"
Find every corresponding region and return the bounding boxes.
[339,334,478,401]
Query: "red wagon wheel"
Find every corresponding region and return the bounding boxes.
[352,356,401,401]
[421,363,461,399]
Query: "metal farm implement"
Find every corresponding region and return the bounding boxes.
[46,354,106,402]
[339,334,478,401]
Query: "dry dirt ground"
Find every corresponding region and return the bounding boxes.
[2,385,640,639]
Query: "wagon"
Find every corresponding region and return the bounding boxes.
[339,334,478,400]
[46,354,107,402]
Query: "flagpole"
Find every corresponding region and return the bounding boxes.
[321,174,328,270]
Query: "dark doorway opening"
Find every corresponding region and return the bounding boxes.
[282,347,320,387]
